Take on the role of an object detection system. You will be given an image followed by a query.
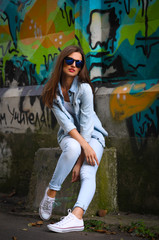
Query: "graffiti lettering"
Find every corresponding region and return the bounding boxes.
[7,105,50,129]
[0,41,12,57]
[60,2,75,27]
[0,113,7,125]
[43,53,58,71]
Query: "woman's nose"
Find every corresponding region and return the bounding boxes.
[72,61,76,67]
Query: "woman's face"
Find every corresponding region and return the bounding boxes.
[63,52,83,78]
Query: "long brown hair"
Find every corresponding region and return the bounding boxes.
[42,45,94,108]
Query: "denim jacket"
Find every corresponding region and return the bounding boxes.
[51,76,108,147]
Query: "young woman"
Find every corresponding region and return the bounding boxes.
[39,45,108,233]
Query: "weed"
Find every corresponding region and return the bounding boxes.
[84,219,116,235]
[119,220,159,240]
[84,219,106,232]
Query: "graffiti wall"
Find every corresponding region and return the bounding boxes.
[0,0,159,148]
[0,0,159,213]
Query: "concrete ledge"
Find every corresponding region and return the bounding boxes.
[27,147,118,216]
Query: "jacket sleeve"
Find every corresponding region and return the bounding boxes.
[52,101,77,134]
[79,84,94,142]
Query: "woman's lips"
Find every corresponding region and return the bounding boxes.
[69,68,75,72]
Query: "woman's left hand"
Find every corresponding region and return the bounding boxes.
[71,164,81,183]
[69,129,99,166]
[83,142,99,166]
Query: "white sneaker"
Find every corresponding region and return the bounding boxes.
[39,187,55,221]
[47,209,84,233]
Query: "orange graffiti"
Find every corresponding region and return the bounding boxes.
[20,31,75,49]
[75,11,80,19]
[20,0,56,40]
[19,0,74,49]
[110,83,159,121]
[0,25,10,38]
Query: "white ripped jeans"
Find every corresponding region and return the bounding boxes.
[49,136,104,212]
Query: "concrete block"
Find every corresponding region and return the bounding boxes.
[27,147,118,216]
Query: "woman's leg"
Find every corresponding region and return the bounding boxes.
[73,138,104,215]
[46,138,104,232]
[49,136,81,192]
[39,136,81,220]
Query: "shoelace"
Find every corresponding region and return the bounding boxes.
[60,209,71,219]
[57,209,72,226]
[42,198,54,212]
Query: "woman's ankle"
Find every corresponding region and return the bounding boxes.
[47,189,56,198]
[72,207,84,220]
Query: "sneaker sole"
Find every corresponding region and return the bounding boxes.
[47,225,84,233]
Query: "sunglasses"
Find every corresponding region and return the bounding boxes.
[64,57,83,68]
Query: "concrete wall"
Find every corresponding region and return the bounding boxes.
[95,88,159,215]
[0,86,58,195]
[0,0,159,215]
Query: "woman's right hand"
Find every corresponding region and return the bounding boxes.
[71,163,81,183]
[83,142,99,166]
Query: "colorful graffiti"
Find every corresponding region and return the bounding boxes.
[0,0,75,86]
[0,0,159,148]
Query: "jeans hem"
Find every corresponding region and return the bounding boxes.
[49,183,61,191]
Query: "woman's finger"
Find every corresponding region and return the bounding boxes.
[90,158,95,166]
[72,174,79,183]
[94,155,99,166]
[72,171,76,182]
[87,155,99,166]
[87,157,94,166]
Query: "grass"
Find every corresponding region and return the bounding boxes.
[84,219,159,239]
[119,220,159,240]
[85,219,110,231]
[84,219,116,234]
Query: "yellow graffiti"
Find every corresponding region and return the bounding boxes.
[110,83,159,121]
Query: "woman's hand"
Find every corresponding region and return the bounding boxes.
[83,142,99,166]
[72,164,81,183]
[69,129,99,166]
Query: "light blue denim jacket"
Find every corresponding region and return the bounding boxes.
[51,76,108,147]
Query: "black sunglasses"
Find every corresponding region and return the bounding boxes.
[64,57,83,68]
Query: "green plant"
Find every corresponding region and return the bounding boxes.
[84,219,105,232]
[119,220,159,240]
[84,219,117,235]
